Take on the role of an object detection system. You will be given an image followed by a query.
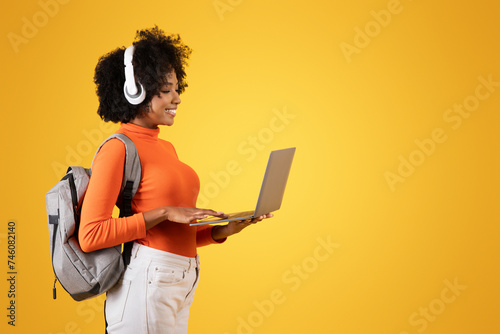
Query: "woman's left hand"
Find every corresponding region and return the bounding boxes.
[211,213,274,241]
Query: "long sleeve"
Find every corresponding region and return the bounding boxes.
[79,139,146,253]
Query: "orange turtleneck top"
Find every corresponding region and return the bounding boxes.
[79,123,221,257]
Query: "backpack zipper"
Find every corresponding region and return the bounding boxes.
[53,277,57,299]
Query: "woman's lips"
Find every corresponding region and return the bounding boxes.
[165,109,177,116]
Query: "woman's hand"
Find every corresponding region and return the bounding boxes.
[165,207,228,224]
[142,207,227,230]
[211,213,274,241]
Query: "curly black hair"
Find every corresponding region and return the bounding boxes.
[94,26,192,123]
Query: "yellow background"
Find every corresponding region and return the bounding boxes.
[1,0,500,333]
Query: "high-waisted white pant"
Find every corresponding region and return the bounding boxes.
[105,243,200,334]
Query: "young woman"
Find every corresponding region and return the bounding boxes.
[79,26,272,334]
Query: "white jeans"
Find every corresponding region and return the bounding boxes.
[105,243,200,334]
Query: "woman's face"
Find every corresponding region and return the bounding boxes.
[133,70,181,129]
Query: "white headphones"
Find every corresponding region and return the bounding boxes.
[123,46,146,105]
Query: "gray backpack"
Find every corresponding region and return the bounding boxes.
[46,133,141,301]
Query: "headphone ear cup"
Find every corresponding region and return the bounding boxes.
[123,46,146,105]
[123,81,146,105]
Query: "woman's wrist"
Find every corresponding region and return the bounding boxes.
[143,207,169,230]
[211,225,230,241]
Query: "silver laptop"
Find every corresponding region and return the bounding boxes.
[190,147,296,226]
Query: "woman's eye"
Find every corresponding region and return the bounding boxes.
[161,90,170,94]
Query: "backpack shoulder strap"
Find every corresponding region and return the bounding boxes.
[91,132,142,266]
[92,133,141,195]
[91,132,142,215]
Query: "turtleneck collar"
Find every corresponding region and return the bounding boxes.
[120,122,161,141]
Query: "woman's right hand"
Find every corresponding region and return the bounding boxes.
[164,207,227,224]
[142,207,227,230]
